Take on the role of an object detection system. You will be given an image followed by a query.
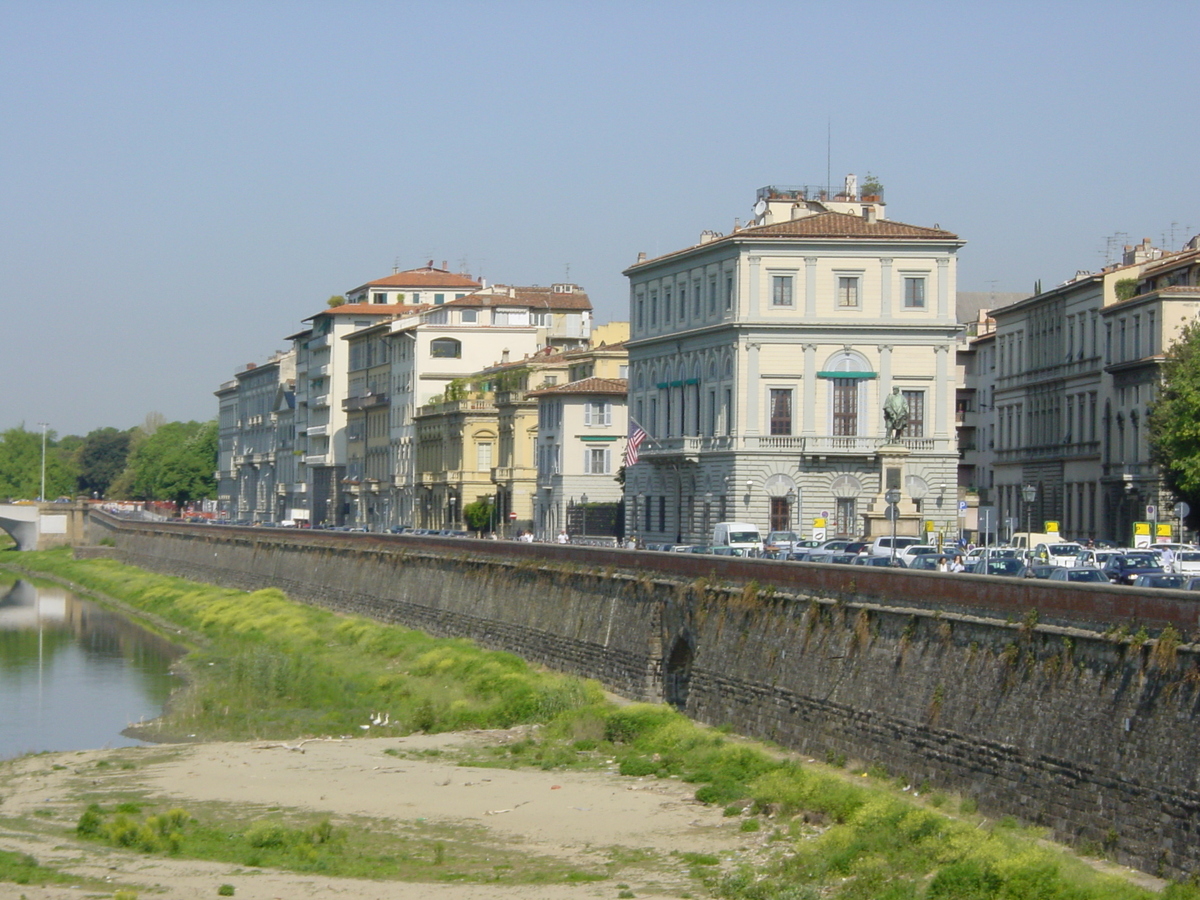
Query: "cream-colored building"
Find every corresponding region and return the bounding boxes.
[530,377,629,541]
[624,181,964,543]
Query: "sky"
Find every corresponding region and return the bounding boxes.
[2,0,1197,437]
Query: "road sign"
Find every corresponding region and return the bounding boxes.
[885,489,901,505]
[1176,502,1191,519]
[1146,505,1156,519]
[508,512,517,520]
[884,505,900,522]
[958,500,967,513]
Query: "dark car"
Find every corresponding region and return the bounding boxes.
[852,554,906,568]
[830,541,871,564]
[1102,552,1164,585]
[969,558,1030,577]
[1025,564,1058,579]
[1132,573,1190,590]
[906,555,940,571]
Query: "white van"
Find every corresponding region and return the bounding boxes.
[712,522,763,556]
[870,535,921,558]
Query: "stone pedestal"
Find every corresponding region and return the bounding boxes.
[863,445,923,538]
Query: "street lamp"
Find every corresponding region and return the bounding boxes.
[786,487,796,532]
[1021,483,1038,547]
[580,493,588,536]
[37,422,48,502]
[885,488,902,563]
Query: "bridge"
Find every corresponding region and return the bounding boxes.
[0,502,88,551]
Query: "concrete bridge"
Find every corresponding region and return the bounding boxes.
[0,502,88,551]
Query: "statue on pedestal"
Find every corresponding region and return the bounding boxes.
[883,387,909,443]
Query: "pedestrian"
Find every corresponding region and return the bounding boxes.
[937,556,949,572]
[557,529,569,544]
[950,554,965,573]
[1161,545,1176,573]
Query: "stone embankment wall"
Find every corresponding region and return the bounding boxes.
[88,514,1200,879]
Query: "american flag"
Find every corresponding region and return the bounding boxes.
[626,422,647,466]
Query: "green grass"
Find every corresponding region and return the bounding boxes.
[73,798,611,885]
[0,848,110,889]
[7,550,1197,899]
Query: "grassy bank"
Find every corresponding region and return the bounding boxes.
[4,550,1195,899]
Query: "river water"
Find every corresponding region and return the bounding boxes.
[0,578,183,759]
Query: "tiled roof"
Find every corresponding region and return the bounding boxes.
[627,212,960,270]
[348,267,481,294]
[304,302,425,322]
[528,377,627,397]
[738,211,958,240]
[475,284,593,311]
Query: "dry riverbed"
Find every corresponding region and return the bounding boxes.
[0,729,768,900]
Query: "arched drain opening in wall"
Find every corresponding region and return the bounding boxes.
[663,633,694,710]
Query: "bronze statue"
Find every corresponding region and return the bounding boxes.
[883,387,908,442]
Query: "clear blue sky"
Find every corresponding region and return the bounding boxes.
[2,0,1196,436]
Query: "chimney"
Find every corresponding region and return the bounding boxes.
[637,251,647,263]
[863,206,877,224]
[501,348,510,364]
[441,260,447,270]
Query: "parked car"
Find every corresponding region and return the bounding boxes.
[1025,564,1058,579]
[1034,542,1084,567]
[1173,550,1200,575]
[898,544,940,566]
[870,535,921,559]
[1047,567,1109,584]
[1131,573,1190,589]
[968,558,1031,577]
[1102,552,1164,585]
[852,554,906,568]
[764,531,801,555]
[830,541,871,564]
[806,540,853,563]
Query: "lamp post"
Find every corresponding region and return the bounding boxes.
[885,488,901,564]
[1021,483,1037,548]
[580,493,588,537]
[785,486,796,533]
[38,422,48,502]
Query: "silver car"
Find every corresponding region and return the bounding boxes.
[1047,567,1108,584]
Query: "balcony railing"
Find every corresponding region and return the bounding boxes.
[343,392,389,412]
[638,434,943,459]
[311,394,330,409]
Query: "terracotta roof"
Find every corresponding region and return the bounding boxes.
[471,284,593,311]
[528,377,627,397]
[627,212,961,271]
[304,302,425,323]
[348,267,481,294]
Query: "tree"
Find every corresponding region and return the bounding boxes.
[1148,320,1200,524]
[116,420,217,511]
[462,499,494,533]
[76,427,132,498]
[0,426,79,499]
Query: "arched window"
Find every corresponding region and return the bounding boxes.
[430,338,461,359]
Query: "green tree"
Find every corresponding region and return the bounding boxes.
[462,499,494,533]
[0,426,79,499]
[1149,320,1200,524]
[117,420,217,511]
[76,427,132,498]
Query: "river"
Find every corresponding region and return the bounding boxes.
[0,577,183,759]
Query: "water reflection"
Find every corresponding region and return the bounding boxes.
[0,578,183,759]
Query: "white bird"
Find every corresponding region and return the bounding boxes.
[370,712,381,725]
[359,723,370,731]
[381,713,389,726]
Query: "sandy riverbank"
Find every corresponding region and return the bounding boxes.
[0,729,764,900]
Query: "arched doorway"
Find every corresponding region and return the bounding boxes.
[663,632,694,710]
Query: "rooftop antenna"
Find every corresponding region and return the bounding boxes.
[1101,231,1128,267]
[392,256,399,274]
[826,118,832,196]
[564,262,571,282]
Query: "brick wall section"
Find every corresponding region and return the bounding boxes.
[86,513,1200,879]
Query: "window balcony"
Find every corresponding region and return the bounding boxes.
[342,392,390,412]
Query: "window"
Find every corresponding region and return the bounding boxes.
[583,400,612,427]
[838,277,860,308]
[770,497,790,533]
[903,277,925,308]
[585,446,611,474]
[772,275,794,307]
[769,388,792,435]
[664,286,672,324]
[460,308,478,324]
[835,498,856,537]
[411,292,421,304]
[650,289,658,326]
[725,275,734,311]
[476,442,493,471]
[434,293,445,305]
[693,279,702,316]
[708,277,717,315]
[678,285,686,320]
[372,292,387,304]
[430,338,461,358]
[425,308,448,325]
[901,390,925,437]
[637,295,645,330]
[832,379,858,435]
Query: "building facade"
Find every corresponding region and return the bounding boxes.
[624,183,964,544]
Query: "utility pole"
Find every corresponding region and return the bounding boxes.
[38,422,49,502]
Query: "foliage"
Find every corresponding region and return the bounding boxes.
[327,295,346,307]
[1115,279,1139,302]
[860,172,884,196]
[0,848,93,887]
[113,420,217,507]
[75,426,133,497]
[1149,320,1200,519]
[0,425,79,499]
[462,499,494,532]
